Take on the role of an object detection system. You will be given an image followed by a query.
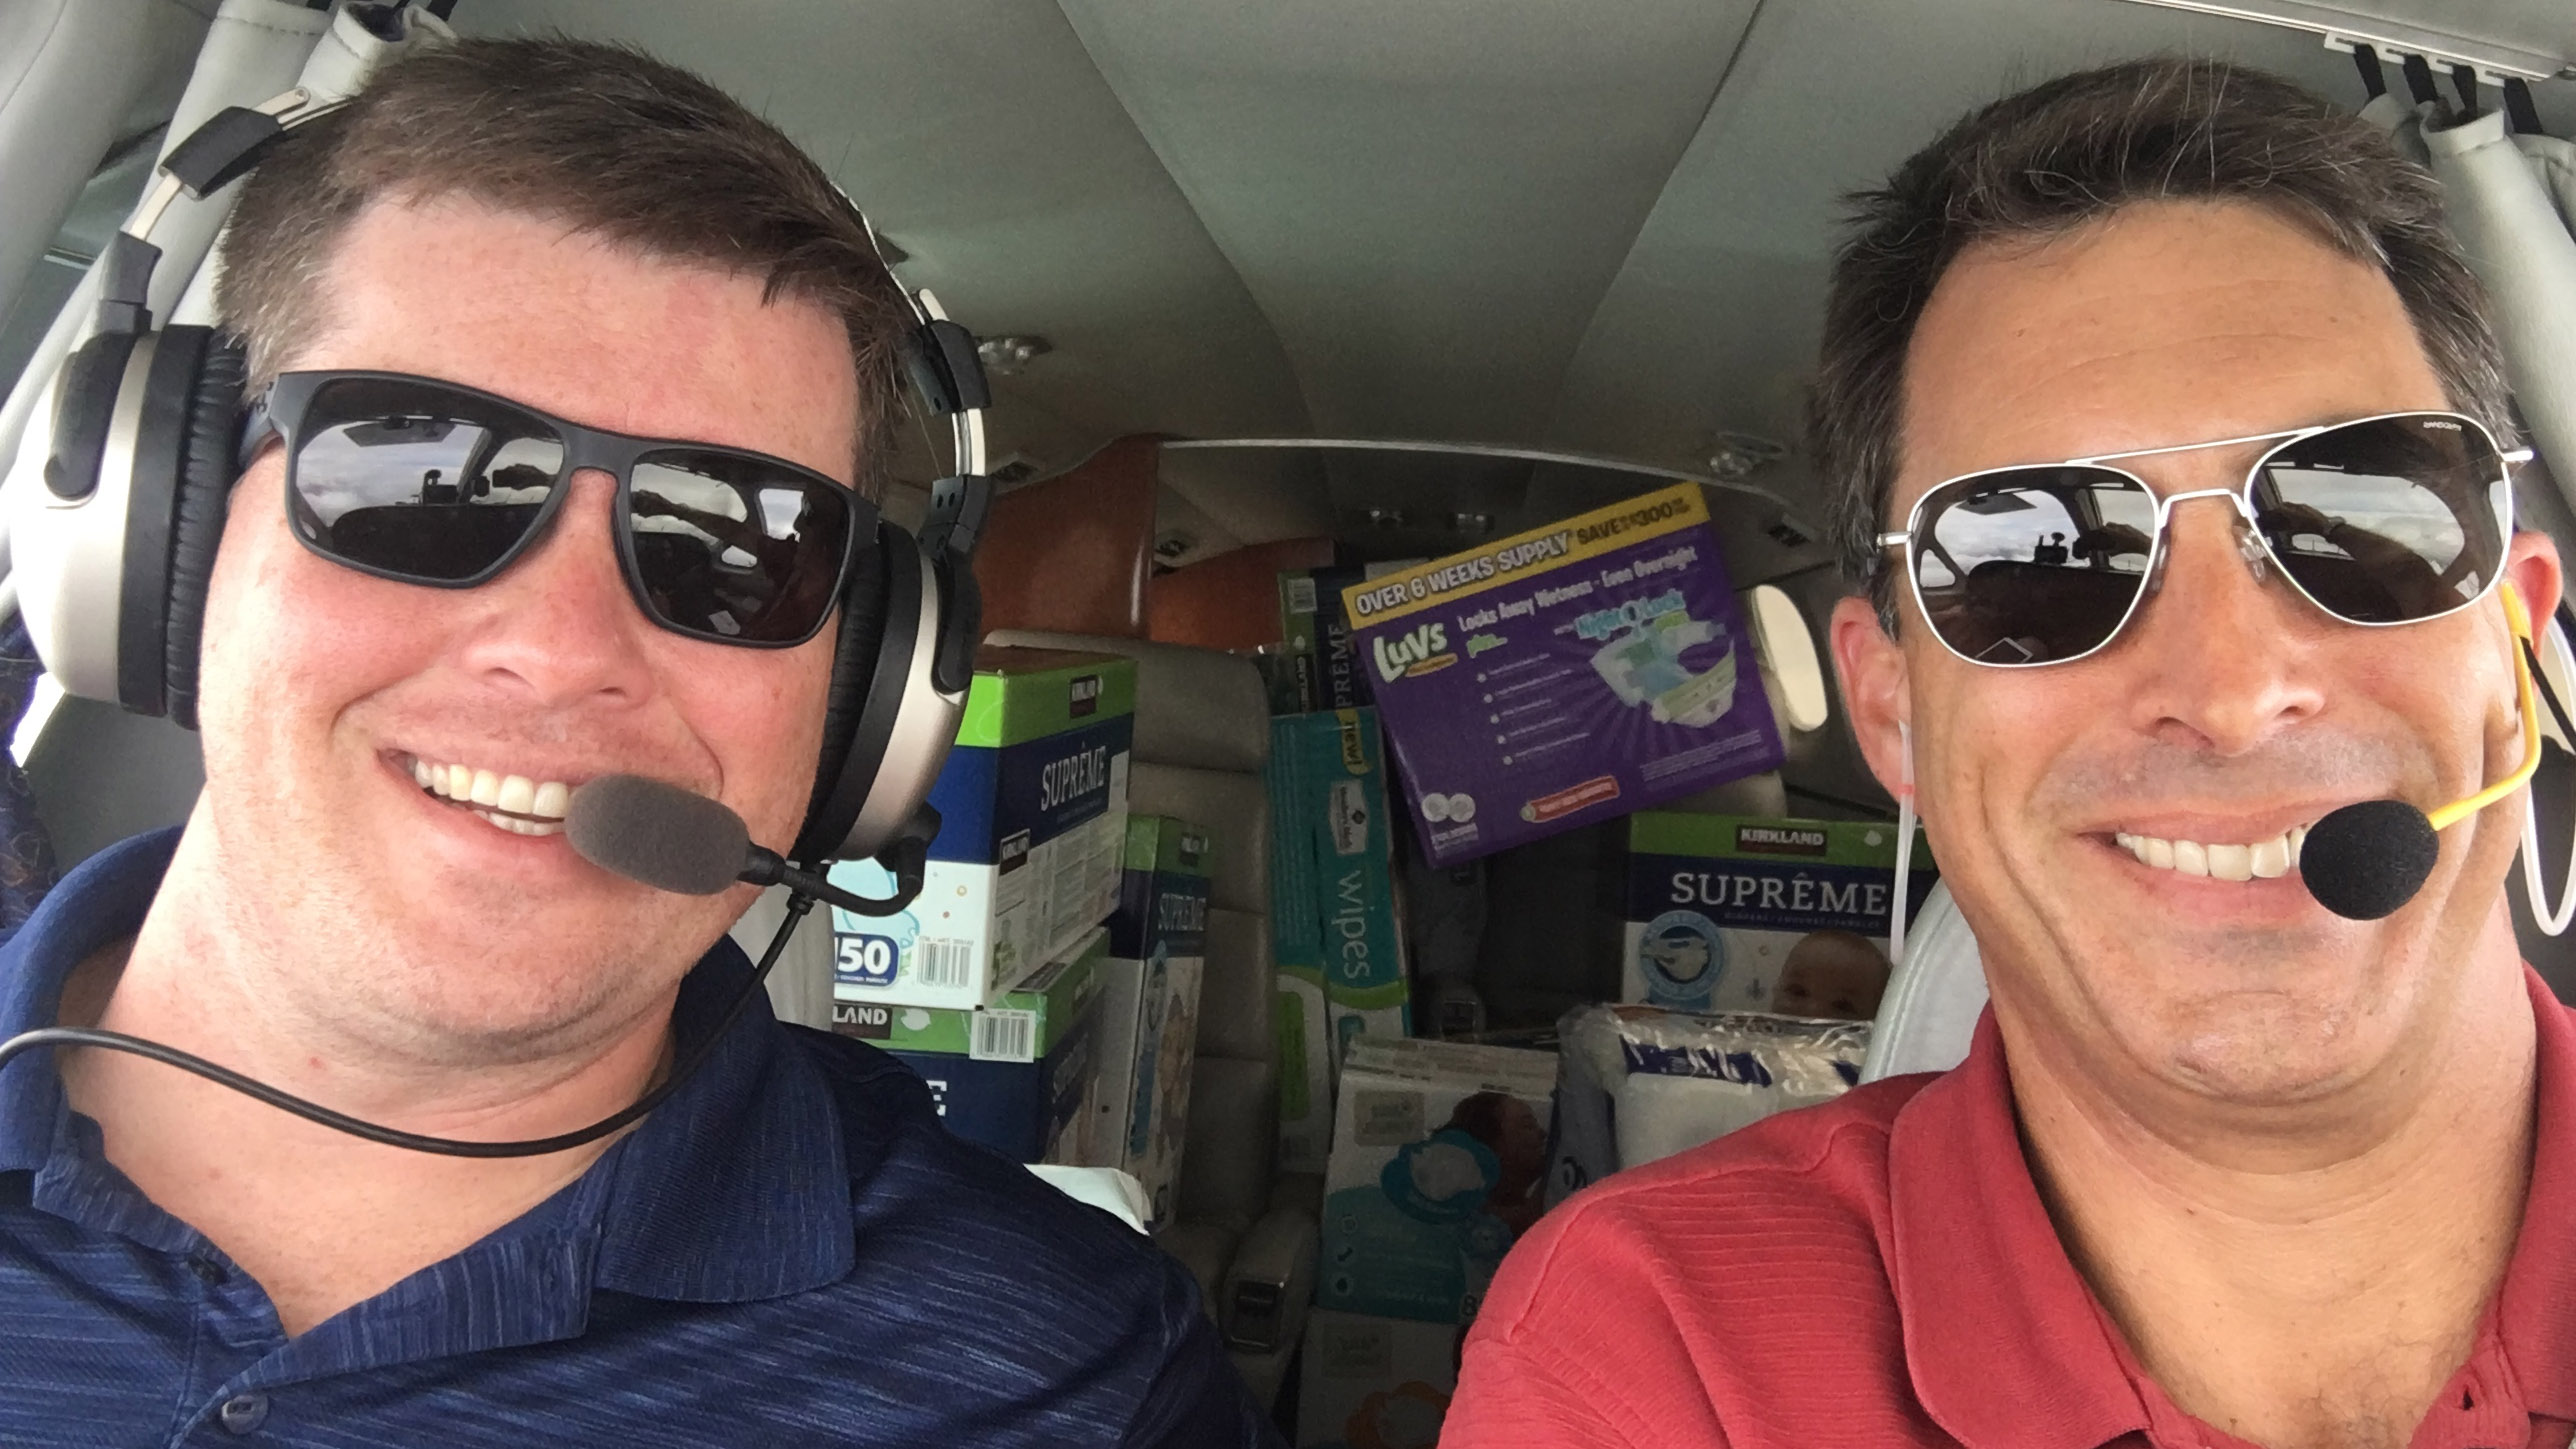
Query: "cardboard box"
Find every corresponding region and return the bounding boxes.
[1622,812,1936,1020]
[1297,1308,1459,1449]
[1343,484,1784,866]
[1276,566,1374,713]
[837,927,1107,1163]
[1318,1036,1556,1326]
[829,648,1134,1009]
[1268,708,1412,1173]
[1088,816,1211,1227]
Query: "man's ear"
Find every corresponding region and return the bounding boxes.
[1830,593,1910,801]
[2507,529,2564,640]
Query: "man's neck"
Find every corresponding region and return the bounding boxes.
[2005,937,2540,1449]
[56,828,676,1337]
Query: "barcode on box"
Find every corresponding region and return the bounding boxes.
[971,1008,1038,1063]
[916,939,974,990]
[1286,576,1318,613]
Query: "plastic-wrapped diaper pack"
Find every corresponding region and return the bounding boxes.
[1547,1004,1869,1206]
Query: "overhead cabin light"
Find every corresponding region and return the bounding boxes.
[977,335,1052,376]
[1707,432,1787,481]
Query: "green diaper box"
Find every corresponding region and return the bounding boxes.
[835,927,1108,1164]
[829,648,1133,1010]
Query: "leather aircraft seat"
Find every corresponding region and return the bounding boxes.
[1858,879,1988,1082]
[985,626,1317,1412]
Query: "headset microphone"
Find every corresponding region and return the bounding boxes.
[2299,582,2545,921]
[565,774,928,917]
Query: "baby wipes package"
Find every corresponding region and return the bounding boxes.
[829,648,1133,1010]
[1623,812,1936,1021]
[1547,1004,1868,1206]
[1268,708,1412,1177]
[1297,1308,1458,1449]
[836,927,1108,1164]
[1343,484,1783,866]
[1088,816,1211,1226]
[1319,1036,1556,1326]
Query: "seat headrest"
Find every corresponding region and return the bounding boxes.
[1859,880,1987,1082]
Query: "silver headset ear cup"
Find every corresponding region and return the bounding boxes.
[10,333,160,703]
[793,527,964,864]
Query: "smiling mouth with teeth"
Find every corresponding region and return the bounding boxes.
[2111,824,2311,882]
[410,756,572,837]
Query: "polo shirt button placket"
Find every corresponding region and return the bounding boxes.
[216,1393,268,1435]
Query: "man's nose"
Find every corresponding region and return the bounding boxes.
[2120,495,2325,754]
[450,470,657,708]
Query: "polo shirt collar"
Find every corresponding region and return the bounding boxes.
[1888,967,2576,1448]
[0,828,852,1304]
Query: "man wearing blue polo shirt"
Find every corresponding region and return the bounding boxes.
[0,38,1273,1447]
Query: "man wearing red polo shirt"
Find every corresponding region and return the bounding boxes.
[1444,58,2576,1449]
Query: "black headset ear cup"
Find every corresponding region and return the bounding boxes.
[159,334,247,731]
[796,532,893,859]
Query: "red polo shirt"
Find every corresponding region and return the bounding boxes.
[1444,970,2576,1449]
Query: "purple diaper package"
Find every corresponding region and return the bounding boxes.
[1341,484,1783,866]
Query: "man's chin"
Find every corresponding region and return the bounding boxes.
[2093,974,2411,1109]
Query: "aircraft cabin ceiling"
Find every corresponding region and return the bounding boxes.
[457,0,2576,582]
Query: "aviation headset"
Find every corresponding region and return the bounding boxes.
[6,88,994,882]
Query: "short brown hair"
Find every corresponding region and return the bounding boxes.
[216,36,913,494]
[1811,57,2513,627]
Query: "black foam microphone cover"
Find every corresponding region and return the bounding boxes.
[2299,798,2440,921]
[565,775,750,895]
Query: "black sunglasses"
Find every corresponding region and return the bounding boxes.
[259,370,871,648]
[1876,411,2528,667]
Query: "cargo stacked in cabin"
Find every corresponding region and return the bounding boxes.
[825,647,1134,1167]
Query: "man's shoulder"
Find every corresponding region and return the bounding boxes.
[1549,1071,1921,1258]
[1475,1072,1928,1353]
[697,1026,1259,1444]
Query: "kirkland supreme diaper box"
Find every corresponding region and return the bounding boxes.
[836,927,1108,1164]
[1623,812,1937,1021]
[1343,484,1784,867]
[1319,1036,1557,1327]
[1276,566,1375,713]
[1297,1308,1459,1449]
[1269,708,1413,1172]
[1086,815,1211,1227]
[829,648,1133,1010]
[1546,1004,1868,1206]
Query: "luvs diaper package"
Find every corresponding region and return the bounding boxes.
[828,648,1133,1010]
[1547,1003,1869,1206]
[1343,484,1783,866]
[1318,1036,1557,1326]
[1623,811,1936,1020]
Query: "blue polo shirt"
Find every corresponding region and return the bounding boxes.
[0,831,1279,1447]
